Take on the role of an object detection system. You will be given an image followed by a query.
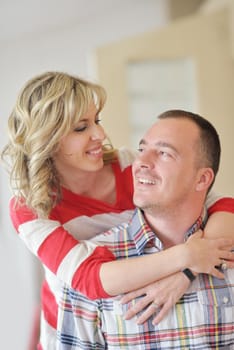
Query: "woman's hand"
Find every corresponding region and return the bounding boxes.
[185,230,234,278]
[121,272,190,325]
[120,230,234,325]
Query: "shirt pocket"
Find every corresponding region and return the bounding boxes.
[197,272,234,308]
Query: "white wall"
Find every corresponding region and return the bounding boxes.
[0,1,169,349]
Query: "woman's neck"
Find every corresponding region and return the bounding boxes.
[61,164,116,203]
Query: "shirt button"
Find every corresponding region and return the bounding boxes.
[223,296,229,304]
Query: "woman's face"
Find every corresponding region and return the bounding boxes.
[54,104,106,177]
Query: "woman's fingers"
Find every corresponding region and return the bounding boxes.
[152,302,171,325]
[210,267,224,279]
[120,287,146,305]
[124,298,151,320]
[136,302,161,324]
[220,249,234,261]
[228,260,234,267]
[187,235,234,274]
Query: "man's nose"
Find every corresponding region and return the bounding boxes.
[135,151,155,169]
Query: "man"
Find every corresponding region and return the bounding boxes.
[57,110,234,349]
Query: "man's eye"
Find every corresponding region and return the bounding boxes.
[137,148,144,153]
[159,151,171,158]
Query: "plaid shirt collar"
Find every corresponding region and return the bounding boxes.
[128,207,208,255]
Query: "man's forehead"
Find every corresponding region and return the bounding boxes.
[140,118,199,148]
[145,118,198,136]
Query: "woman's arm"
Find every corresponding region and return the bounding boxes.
[99,197,234,296]
[204,192,234,238]
[11,195,234,299]
[120,210,234,324]
[99,230,234,296]
[203,211,234,239]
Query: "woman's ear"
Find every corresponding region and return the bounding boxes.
[195,168,214,192]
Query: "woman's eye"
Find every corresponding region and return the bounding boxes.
[137,148,144,153]
[95,118,102,125]
[74,118,101,132]
[74,125,87,132]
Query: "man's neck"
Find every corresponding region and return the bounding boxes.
[144,203,204,249]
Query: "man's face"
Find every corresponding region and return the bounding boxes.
[132,118,202,214]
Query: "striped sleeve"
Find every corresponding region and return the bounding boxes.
[9,198,115,298]
[206,191,234,214]
[10,192,234,300]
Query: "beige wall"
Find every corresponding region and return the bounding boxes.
[96,9,234,196]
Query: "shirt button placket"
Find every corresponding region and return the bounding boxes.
[222,296,229,304]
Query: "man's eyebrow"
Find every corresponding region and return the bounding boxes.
[155,141,178,153]
[139,139,178,154]
[139,139,146,146]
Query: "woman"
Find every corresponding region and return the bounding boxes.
[1,71,234,349]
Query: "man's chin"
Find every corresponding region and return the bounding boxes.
[133,197,161,212]
[133,197,148,209]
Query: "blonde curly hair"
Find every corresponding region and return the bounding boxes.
[1,71,117,218]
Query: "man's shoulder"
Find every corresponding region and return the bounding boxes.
[91,221,133,256]
[92,222,130,242]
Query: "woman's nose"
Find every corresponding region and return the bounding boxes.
[90,124,106,141]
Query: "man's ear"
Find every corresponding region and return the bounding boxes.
[195,168,214,192]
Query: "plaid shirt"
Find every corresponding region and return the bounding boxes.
[57,208,234,349]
